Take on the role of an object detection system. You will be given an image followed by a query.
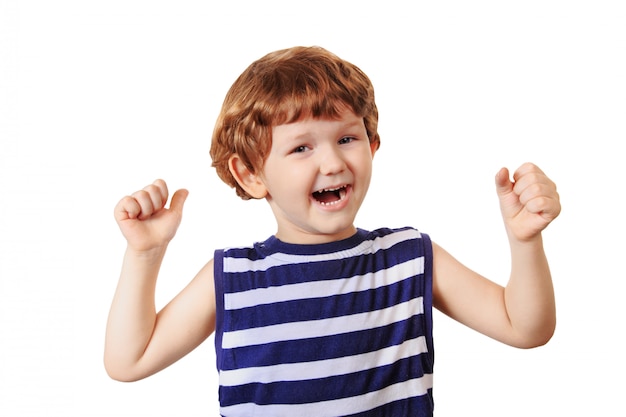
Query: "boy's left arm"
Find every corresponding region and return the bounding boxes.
[496,162,561,346]
[433,162,561,348]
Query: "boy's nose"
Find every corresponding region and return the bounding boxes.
[319,147,347,175]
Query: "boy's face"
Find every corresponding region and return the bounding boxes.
[258,108,377,244]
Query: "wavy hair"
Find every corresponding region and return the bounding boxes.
[210,46,380,199]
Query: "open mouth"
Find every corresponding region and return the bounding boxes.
[312,185,348,206]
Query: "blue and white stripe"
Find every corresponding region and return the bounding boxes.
[214,227,434,416]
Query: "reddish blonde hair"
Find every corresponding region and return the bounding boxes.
[210,46,380,199]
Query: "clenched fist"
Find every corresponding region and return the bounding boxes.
[114,179,188,252]
[495,163,561,242]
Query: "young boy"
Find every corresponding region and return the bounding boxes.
[105,46,560,416]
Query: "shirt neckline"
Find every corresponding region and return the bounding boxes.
[255,228,372,257]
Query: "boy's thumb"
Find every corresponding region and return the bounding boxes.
[494,167,513,196]
[169,189,189,213]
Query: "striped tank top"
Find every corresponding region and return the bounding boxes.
[213,227,434,416]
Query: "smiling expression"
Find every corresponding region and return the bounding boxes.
[254,108,377,244]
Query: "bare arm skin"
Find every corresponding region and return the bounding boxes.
[433,163,560,348]
[104,162,558,383]
[104,180,216,382]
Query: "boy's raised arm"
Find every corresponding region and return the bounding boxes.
[104,180,216,381]
[433,163,560,348]
[496,162,560,345]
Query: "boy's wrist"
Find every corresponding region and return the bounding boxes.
[124,244,168,264]
[507,232,545,256]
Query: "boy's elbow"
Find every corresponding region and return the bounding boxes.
[103,355,144,383]
[517,334,552,349]
[513,322,556,349]
[104,362,133,382]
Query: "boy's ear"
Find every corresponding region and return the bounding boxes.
[228,154,268,199]
[370,141,379,158]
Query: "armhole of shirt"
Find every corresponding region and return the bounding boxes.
[213,249,225,370]
[421,232,435,365]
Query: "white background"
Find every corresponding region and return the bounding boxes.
[1,1,624,415]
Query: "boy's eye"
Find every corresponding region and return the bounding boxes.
[338,136,355,145]
[292,145,309,153]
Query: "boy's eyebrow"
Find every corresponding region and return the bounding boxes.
[341,119,366,130]
[278,117,365,142]
[286,131,315,142]
[302,119,365,134]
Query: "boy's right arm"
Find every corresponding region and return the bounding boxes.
[104,180,216,382]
